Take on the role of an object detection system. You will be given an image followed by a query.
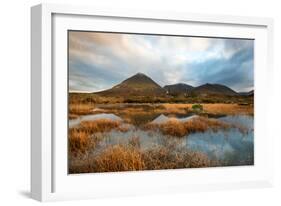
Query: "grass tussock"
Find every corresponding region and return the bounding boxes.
[69,103,94,116]
[70,145,145,173]
[69,113,79,120]
[161,104,190,114]
[68,129,92,156]
[142,147,211,170]
[69,143,214,173]
[196,103,253,115]
[92,145,145,172]
[144,117,231,137]
[80,119,121,133]
[162,103,253,115]
[68,119,123,156]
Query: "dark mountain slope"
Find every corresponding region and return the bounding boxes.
[94,73,166,97]
[239,90,254,96]
[191,83,238,96]
[164,83,194,96]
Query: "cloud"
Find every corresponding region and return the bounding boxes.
[69,31,254,93]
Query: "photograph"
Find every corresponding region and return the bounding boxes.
[68,31,254,174]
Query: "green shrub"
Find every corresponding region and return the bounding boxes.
[192,104,203,111]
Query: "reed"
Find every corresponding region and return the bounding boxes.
[69,103,94,115]
[68,142,213,173]
[80,119,121,133]
[68,129,91,155]
[70,145,145,173]
[144,116,232,137]
[161,103,253,115]
[68,119,123,156]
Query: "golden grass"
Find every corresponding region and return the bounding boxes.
[68,119,123,156]
[142,147,211,170]
[117,124,131,132]
[105,105,161,116]
[187,151,213,168]
[95,103,252,120]
[68,129,92,156]
[161,104,190,114]
[163,103,251,116]
[68,103,253,125]
[80,119,121,133]
[145,118,187,137]
[185,116,230,133]
[199,103,253,115]
[144,117,231,137]
[93,145,145,172]
[69,113,79,120]
[69,103,94,116]
[69,145,145,173]
[68,117,224,173]
[69,143,213,173]
[67,102,253,173]
[162,103,253,115]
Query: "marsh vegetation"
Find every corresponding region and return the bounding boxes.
[68,99,254,174]
[67,32,254,174]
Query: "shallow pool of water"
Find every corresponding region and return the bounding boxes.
[151,114,198,124]
[181,115,253,165]
[69,113,122,128]
[69,111,254,166]
[93,115,254,166]
[185,127,253,165]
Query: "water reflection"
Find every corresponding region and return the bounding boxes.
[98,115,253,166]
[69,112,254,166]
[69,113,122,128]
[152,114,198,124]
[185,127,254,165]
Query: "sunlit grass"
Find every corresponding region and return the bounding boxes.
[69,129,91,153]
[161,103,253,115]
[199,103,253,115]
[142,148,212,170]
[69,103,94,116]
[69,141,214,173]
[144,117,233,137]
[90,145,145,172]
[68,119,123,156]
[80,119,121,133]
[68,101,253,173]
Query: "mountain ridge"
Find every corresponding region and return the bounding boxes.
[93,73,250,97]
[164,83,194,96]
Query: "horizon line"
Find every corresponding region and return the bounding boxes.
[69,72,253,93]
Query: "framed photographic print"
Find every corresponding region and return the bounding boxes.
[31,3,274,201]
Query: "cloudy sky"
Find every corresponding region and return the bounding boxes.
[69,31,254,93]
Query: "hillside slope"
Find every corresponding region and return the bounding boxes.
[94,73,166,97]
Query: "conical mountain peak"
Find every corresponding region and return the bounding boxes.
[95,73,166,97]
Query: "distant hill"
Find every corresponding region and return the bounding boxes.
[94,73,166,97]
[164,83,194,96]
[94,73,243,98]
[239,90,254,96]
[191,83,238,96]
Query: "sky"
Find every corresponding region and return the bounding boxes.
[69,31,254,93]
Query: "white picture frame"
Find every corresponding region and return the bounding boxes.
[31,3,274,202]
